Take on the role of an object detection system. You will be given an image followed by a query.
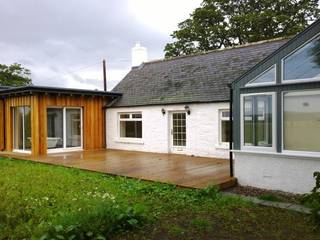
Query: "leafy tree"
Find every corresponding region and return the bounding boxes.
[0,63,32,87]
[164,0,320,58]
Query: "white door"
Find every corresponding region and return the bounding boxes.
[170,112,186,153]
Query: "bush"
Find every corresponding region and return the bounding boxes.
[302,171,320,225]
[38,203,148,240]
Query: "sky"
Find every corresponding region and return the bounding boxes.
[0,0,202,90]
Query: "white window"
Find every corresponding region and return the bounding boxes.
[47,107,83,152]
[283,90,320,154]
[219,110,230,144]
[246,65,276,86]
[282,34,320,83]
[119,113,142,139]
[241,93,276,151]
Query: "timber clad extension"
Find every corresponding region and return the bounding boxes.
[0,86,121,156]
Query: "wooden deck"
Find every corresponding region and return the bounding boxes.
[0,149,236,189]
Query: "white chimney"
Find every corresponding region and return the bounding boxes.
[131,42,148,67]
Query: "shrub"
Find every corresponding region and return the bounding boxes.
[302,172,320,225]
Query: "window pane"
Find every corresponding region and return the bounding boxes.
[120,121,142,138]
[244,97,253,145]
[66,109,81,148]
[284,90,320,152]
[221,110,230,118]
[243,95,272,147]
[248,66,275,85]
[24,107,31,150]
[13,106,31,151]
[221,120,230,143]
[120,114,130,119]
[13,107,24,150]
[283,35,320,81]
[172,113,186,146]
[47,108,63,149]
[132,113,142,119]
[255,95,272,147]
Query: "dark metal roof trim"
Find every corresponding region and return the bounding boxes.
[0,85,122,97]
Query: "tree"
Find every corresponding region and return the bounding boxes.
[164,0,320,58]
[0,63,32,86]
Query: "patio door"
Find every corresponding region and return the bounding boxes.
[170,112,186,152]
[13,106,31,152]
[47,107,83,152]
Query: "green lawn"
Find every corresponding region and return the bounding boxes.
[0,158,319,240]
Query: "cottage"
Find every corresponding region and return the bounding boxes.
[231,20,320,194]
[106,39,286,158]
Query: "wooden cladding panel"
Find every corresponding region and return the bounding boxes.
[0,99,4,151]
[1,94,109,156]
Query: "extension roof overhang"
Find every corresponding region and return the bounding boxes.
[0,85,122,98]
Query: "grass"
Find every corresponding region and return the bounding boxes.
[0,157,319,240]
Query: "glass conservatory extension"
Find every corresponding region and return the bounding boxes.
[240,33,320,155]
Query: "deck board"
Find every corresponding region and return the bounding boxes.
[0,149,236,189]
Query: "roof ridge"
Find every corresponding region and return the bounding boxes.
[141,37,291,66]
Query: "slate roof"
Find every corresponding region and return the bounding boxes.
[111,38,288,107]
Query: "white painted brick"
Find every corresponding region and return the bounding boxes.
[106,103,229,158]
[234,152,320,194]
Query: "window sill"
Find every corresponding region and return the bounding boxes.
[232,149,320,160]
[215,144,229,150]
[13,150,32,155]
[115,138,144,145]
[47,148,83,154]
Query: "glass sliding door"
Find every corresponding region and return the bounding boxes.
[66,109,81,148]
[47,107,82,151]
[47,108,64,149]
[13,106,31,152]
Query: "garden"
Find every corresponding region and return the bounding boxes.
[0,158,319,240]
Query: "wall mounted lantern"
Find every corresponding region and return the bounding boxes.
[184,105,191,115]
[161,108,166,115]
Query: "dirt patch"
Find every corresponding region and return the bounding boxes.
[224,185,303,204]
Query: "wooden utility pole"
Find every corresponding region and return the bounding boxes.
[103,59,107,91]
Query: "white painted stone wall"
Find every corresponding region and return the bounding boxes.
[106,103,229,159]
[234,151,320,194]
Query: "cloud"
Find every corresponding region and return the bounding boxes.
[0,0,201,90]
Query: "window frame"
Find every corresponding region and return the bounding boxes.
[281,89,320,157]
[246,64,277,87]
[118,112,143,140]
[281,33,320,84]
[219,109,230,146]
[171,111,187,148]
[12,106,32,154]
[240,92,277,152]
[47,107,83,153]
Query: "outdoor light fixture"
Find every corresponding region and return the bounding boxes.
[184,105,191,115]
[161,108,166,115]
